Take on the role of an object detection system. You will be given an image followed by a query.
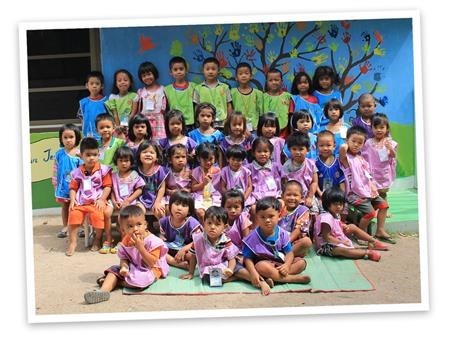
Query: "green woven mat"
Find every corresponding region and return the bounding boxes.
[123,250,374,295]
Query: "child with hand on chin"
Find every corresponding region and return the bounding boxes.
[84,205,169,304]
[243,197,311,296]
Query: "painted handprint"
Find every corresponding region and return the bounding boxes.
[215,51,228,68]
[193,49,205,63]
[229,41,242,58]
[328,24,339,38]
[244,49,256,62]
[342,32,351,44]
[359,61,372,74]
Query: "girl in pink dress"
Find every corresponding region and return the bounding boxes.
[134,62,167,141]
[256,112,285,165]
[362,113,398,201]
[163,144,192,210]
[84,205,169,304]
[313,187,388,261]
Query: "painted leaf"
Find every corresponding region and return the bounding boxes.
[311,53,328,65]
[221,68,233,79]
[267,50,277,63]
[362,43,370,54]
[139,34,156,54]
[374,46,386,56]
[249,23,259,33]
[170,40,183,56]
[276,22,288,38]
[329,42,339,52]
[289,49,299,58]
[229,24,240,41]
[214,25,223,36]
[290,37,299,47]
[296,22,307,30]
[351,83,362,93]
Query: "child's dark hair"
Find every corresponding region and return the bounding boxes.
[169,56,187,69]
[264,68,283,91]
[195,102,217,126]
[282,179,303,195]
[224,111,247,136]
[251,136,274,155]
[119,204,145,223]
[371,112,390,131]
[286,131,310,151]
[138,61,159,82]
[291,109,314,132]
[169,190,195,217]
[85,70,104,85]
[221,189,245,209]
[324,98,344,119]
[113,146,135,166]
[202,57,220,68]
[167,144,188,166]
[58,123,81,147]
[128,113,152,142]
[111,69,134,94]
[136,140,164,166]
[95,113,115,127]
[358,93,376,105]
[225,144,247,161]
[236,62,252,74]
[255,196,281,213]
[291,71,314,95]
[79,137,99,153]
[204,206,228,225]
[257,112,280,137]
[196,142,218,162]
[346,125,368,139]
[317,129,336,143]
[312,65,339,91]
[165,109,186,137]
[321,187,346,215]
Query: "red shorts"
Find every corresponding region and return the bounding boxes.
[68,204,105,229]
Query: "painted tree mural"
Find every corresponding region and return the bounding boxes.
[185,20,387,117]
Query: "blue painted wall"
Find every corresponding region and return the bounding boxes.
[100,18,414,125]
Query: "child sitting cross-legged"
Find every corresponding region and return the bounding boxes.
[84,205,169,304]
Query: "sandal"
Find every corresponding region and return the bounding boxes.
[374,235,397,245]
[110,243,120,254]
[78,229,85,238]
[368,240,389,251]
[99,242,111,254]
[96,275,106,287]
[365,250,381,262]
[57,229,68,238]
[84,290,110,304]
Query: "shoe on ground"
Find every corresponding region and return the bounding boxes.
[368,240,389,251]
[84,290,110,304]
[57,230,68,238]
[78,229,85,238]
[366,250,381,262]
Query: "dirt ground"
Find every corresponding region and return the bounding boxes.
[32,214,422,317]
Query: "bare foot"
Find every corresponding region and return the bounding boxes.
[259,279,271,296]
[293,274,311,284]
[90,244,101,252]
[65,244,76,256]
[264,277,274,288]
[180,273,194,280]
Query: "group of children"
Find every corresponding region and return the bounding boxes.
[51,55,399,302]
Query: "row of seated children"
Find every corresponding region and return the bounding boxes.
[83,181,389,304]
[56,111,396,259]
[79,55,344,143]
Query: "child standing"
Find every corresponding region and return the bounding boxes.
[164,56,197,131]
[219,111,254,166]
[126,114,152,157]
[96,113,126,169]
[313,187,387,262]
[352,93,376,138]
[312,65,342,128]
[246,137,283,211]
[77,71,108,141]
[52,124,83,238]
[281,132,318,210]
[134,61,167,140]
[220,145,253,207]
[159,191,202,277]
[262,68,294,138]
[191,142,222,223]
[136,140,169,220]
[188,103,224,146]
[339,126,395,244]
[321,99,349,156]
[230,62,263,132]
[193,57,233,129]
[361,113,397,202]
[243,197,311,295]
[66,137,112,256]
[290,71,321,133]
[315,130,345,197]
[105,69,138,137]
[279,180,313,258]
[256,112,285,166]
[159,109,197,163]
[84,205,169,304]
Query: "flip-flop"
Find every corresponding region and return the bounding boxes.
[84,290,110,304]
[96,276,106,287]
[374,235,397,244]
